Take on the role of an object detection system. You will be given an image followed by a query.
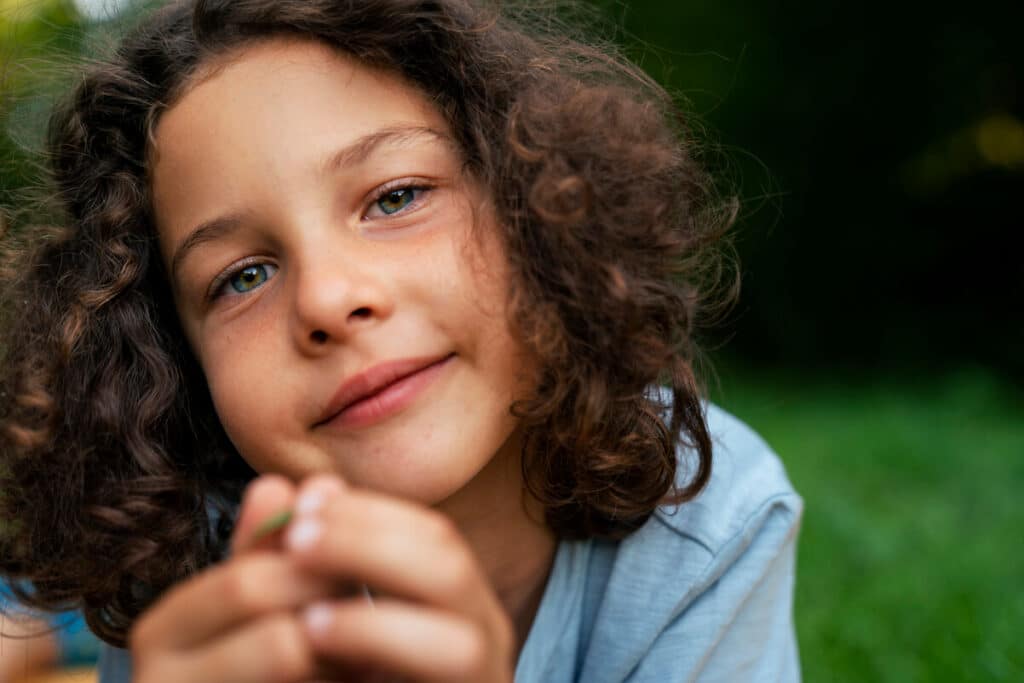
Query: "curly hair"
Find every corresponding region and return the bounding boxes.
[0,0,735,646]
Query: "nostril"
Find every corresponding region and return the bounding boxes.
[349,307,372,319]
[310,329,328,344]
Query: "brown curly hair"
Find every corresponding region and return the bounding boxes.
[0,0,735,646]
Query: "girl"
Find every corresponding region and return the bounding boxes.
[0,0,802,681]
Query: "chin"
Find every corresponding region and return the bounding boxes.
[358,471,468,506]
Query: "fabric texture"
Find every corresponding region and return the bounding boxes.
[98,403,803,682]
[514,403,803,682]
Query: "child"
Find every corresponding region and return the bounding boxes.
[0,0,802,681]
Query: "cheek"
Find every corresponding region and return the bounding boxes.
[205,362,256,450]
[443,220,510,314]
[455,235,526,361]
[197,326,282,457]
[454,259,538,401]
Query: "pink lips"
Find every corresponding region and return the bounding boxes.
[315,353,455,429]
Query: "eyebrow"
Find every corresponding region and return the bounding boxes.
[169,125,453,280]
[318,125,450,176]
[170,212,248,282]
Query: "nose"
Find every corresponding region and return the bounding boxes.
[290,245,395,354]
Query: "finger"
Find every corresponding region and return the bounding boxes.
[284,487,508,634]
[291,473,347,518]
[136,613,316,683]
[130,553,335,653]
[232,474,299,554]
[302,598,506,683]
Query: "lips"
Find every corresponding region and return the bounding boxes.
[315,353,455,428]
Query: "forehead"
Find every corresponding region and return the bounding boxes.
[148,37,451,243]
[151,36,446,161]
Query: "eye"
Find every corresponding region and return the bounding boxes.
[211,262,278,299]
[377,188,416,214]
[364,183,431,219]
[230,264,272,292]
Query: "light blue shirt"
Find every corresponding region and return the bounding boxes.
[99,404,802,682]
[514,404,802,681]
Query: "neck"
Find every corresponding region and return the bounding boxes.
[436,432,557,654]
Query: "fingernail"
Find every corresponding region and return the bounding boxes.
[250,509,294,544]
[286,518,322,551]
[295,476,345,516]
[303,602,334,636]
[295,489,326,517]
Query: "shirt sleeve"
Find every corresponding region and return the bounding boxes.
[688,496,801,682]
[629,492,803,682]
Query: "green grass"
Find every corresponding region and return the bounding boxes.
[710,367,1024,683]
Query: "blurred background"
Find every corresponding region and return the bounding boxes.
[2,0,1022,681]
[597,1,1024,680]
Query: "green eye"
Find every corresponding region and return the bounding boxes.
[229,264,271,293]
[376,188,417,215]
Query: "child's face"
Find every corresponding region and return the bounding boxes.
[151,39,535,505]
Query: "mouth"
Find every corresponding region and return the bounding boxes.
[315,353,456,429]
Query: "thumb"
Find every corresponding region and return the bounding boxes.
[231,474,298,554]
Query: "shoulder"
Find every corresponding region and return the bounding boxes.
[653,402,803,556]
[559,403,803,681]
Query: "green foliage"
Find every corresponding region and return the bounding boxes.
[713,367,1024,682]
[1,0,84,210]
[596,0,1024,377]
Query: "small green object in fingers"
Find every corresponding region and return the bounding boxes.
[251,509,293,543]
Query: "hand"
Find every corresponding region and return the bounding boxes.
[282,474,516,683]
[129,475,336,682]
[129,473,515,682]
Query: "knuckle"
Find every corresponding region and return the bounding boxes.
[259,615,314,682]
[131,658,164,683]
[493,611,516,655]
[128,607,163,654]
[421,513,479,593]
[449,624,488,676]
[425,510,461,546]
[220,561,269,611]
[131,650,185,683]
[128,617,152,653]
[435,545,477,597]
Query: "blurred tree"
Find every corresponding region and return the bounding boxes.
[597,0,1023,378]
[1,0,84,209]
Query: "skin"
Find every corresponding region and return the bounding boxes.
[0,614,60,681]
[137,38,556,682]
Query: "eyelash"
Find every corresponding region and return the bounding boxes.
[208,256,275,301]
[205,181,435,302]
[363,179,434,220]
